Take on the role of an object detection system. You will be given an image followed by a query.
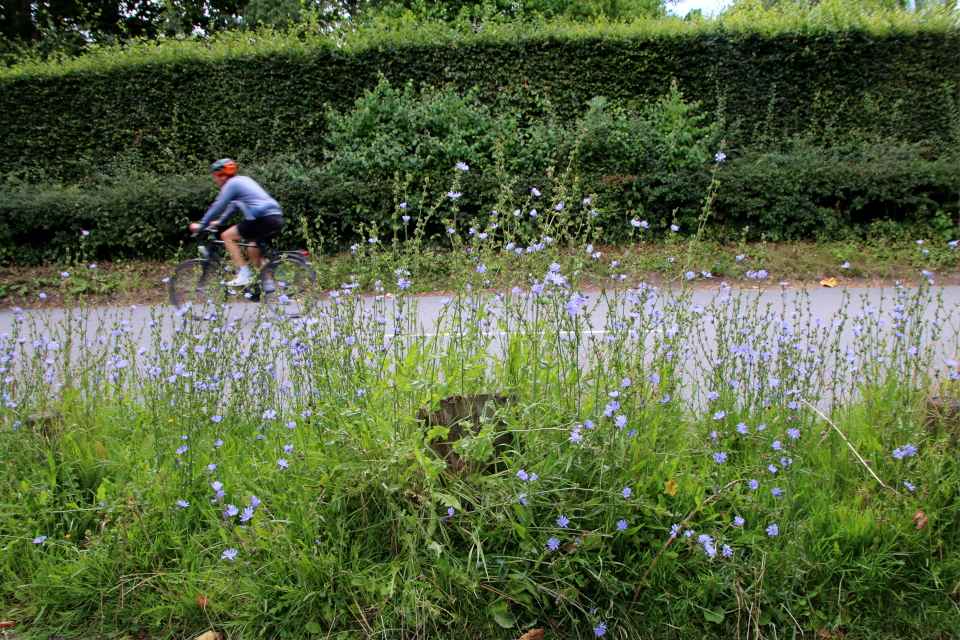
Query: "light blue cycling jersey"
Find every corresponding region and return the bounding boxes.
[198,175,282,228]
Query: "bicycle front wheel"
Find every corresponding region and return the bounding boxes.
[260,256,316,319]
[169,259,225,320]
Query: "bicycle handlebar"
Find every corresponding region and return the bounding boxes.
[190,227,220,238]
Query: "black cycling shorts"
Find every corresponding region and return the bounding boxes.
[236,215,285,245]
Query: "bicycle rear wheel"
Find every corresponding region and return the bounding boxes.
[260,256,316,319]
[169,259,225,320]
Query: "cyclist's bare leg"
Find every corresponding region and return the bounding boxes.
[247,246,263,268]
[220,226,247,269]
[247,245,275,290]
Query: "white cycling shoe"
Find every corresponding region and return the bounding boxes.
[226,268,255,287]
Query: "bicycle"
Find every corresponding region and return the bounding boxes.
[169,229,316,320]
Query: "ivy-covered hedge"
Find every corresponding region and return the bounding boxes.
[0,10,956,181]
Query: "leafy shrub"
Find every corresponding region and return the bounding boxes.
[0,173,213,265]
[713,138,960,241]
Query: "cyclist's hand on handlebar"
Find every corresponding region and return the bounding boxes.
[189,222,201,234]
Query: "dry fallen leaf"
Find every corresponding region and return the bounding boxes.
[195,595,209,610]
[817,630,833,639]
[820,277,837,288]
[912,511,929,530]
[663,478,679,497]
[0,622,16,630]
[194,631,221,640]
[518,630,544,640]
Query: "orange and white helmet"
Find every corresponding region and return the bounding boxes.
[210,158,238,177]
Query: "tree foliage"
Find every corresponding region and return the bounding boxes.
[0,1,249,62]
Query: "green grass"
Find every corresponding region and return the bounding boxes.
[0,264,957,638]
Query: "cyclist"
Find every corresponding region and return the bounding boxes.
[189,158,285,287]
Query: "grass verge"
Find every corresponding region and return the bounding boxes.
[1,238,958,311]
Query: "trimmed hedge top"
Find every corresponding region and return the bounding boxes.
[1,1,956,80]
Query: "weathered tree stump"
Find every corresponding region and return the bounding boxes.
[417,394,515,476]
[25,409,63,441]
[926,397,960,443]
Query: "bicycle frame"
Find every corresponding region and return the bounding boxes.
[192,231,309,266]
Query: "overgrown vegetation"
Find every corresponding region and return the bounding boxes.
[1,194,958,638]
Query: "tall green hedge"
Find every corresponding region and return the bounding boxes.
[0,7,956,262]
[0,11,956,180]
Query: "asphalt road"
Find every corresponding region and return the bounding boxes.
[3,284,958,358]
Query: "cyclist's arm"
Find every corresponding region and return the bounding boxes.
[198,181,240,229]
[210,203,239,229]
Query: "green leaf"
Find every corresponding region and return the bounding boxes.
[704,606,725,623]
[306,621,323,634]
[490,602,516,629]
[511,522,529,541]
[431,491,462,511]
